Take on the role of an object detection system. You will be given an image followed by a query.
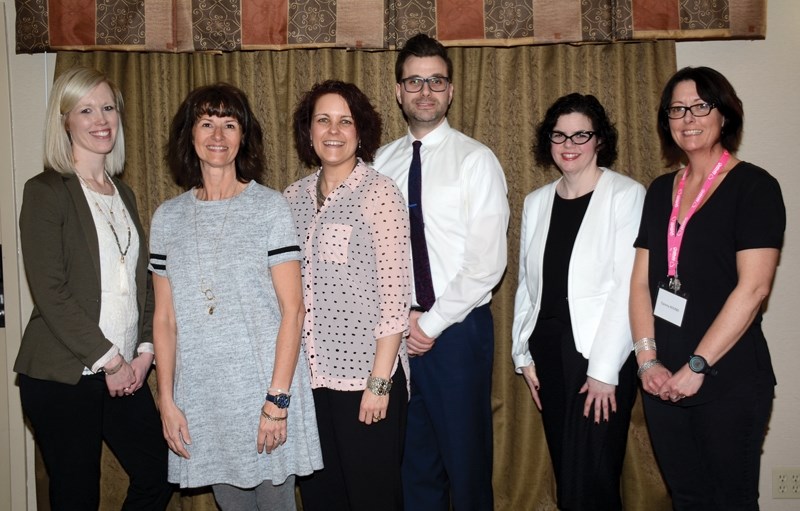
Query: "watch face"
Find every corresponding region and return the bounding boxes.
[269,394,291,409]
[689,356,706,373]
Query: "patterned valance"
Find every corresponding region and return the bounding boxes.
[15,0,766,54]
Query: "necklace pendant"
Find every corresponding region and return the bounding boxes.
[208,305,215,315]
[120,255,125,264]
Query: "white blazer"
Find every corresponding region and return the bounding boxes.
[511,169,645,385]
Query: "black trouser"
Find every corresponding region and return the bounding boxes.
[530,316,637,511]
[19,372,172,511]
[642,371,774,511]
[298,364,407,511]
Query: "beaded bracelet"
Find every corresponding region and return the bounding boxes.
[366,376,393,396]
[636,359,663,379]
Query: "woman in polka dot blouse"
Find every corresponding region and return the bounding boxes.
[284,80,411,511]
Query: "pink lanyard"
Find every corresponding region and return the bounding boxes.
[667,150,730,280]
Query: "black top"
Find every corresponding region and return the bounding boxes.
[540,191,592,323]
[635,162,785,404]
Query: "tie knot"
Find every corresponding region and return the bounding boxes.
[412,140,422,152]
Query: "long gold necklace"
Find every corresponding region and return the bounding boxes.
[193,185,239,315]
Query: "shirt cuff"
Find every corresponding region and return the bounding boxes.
[137,342,155,355]
[92,345,121,374]
[587,359,620,386]
[416,308,449,339]
[513,353,534,374]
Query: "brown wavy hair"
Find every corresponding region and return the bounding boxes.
[167,83,265,190]
[293,80,382,167]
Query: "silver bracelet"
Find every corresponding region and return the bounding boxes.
[637,359,663,379]
[366,376,393,396]
[634,337,657,356]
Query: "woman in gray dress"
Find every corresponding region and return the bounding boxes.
[150,83,322,510]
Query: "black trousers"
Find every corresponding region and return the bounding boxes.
[298,364,407,511]
[530,316,637,511]
[19,372,172,511]
[642,371,774,511]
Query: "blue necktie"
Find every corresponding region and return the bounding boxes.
[408,140,435,311]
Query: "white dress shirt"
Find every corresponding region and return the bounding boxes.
[374,119,509,338]
[511,169,645,385]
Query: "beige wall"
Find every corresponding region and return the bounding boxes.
[1,1,56,508]
[1,0,798,509]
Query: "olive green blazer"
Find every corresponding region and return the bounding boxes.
[14,169,154,385]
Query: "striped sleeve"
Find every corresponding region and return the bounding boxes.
[149,253,166,273]
[266,194,302,267]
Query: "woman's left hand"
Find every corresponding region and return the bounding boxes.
[657,364,704,402]
[258,401,288,454]
[127,352,154,394]
[359,389,389,425]
[580,377,617,423]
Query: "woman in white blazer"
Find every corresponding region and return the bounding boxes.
[512,93,645,511]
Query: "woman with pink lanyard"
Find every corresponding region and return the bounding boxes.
[629,66,785,510]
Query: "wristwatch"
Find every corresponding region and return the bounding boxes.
[688,354,718,376]
[265,392,291,409]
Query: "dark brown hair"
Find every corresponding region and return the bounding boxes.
[534,93,618,170]
[167,83,265,190]
[395,33,453,83]
[293,80,382,167]
[657,66,744,167]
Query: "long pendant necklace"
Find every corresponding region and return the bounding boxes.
[94,194,131,265]
[193,186,238,315]
[77,172,132,294]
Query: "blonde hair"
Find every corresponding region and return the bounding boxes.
[43,67,126,175]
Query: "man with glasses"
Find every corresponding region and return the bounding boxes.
[374,33,509,510]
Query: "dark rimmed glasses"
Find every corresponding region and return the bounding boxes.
[666,102,716,119]
[549,131,595,145]
[400,76,451,93]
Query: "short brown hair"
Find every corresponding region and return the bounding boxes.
[167,83,265,190]
[657,66,744,167]
[293,80,382,167]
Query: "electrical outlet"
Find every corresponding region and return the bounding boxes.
[773,468,800,499]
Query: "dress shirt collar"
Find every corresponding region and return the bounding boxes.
[406,118,452,148]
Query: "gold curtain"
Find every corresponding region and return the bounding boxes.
[48,42,676,510]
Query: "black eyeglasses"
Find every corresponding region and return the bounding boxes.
[548,131,595,145]
[400,76,451,93]
[666,102,716,119]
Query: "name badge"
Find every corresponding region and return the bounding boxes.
[654,287,687,327]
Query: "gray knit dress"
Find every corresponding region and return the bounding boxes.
[149,181,323,488]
